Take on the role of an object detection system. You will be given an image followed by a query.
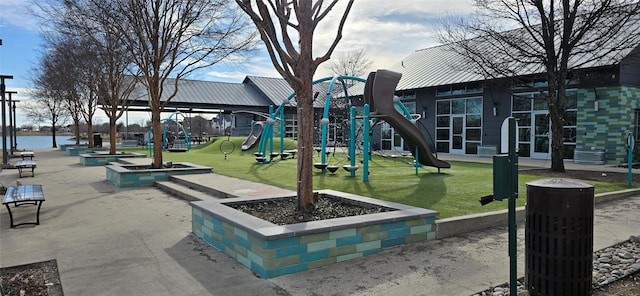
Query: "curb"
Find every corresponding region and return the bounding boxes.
[436,188,640,239]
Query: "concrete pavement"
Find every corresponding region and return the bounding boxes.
[1,148,639,295]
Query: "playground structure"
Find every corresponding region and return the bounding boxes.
[250,70,450,180]
[145,111,192,153]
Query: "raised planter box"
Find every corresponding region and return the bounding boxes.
[66,146,108,156]
[105,162,212,187]
[79,152,147,166]
[574,149,606,165]
[59,144,87,152]
[191,189,438,279]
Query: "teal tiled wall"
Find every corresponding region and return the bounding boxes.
[577,86,640,162]
[192,207,437,279]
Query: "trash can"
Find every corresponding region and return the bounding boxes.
[525,178,594,296]
[93,133,102,148]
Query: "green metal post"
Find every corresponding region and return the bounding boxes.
[628,133,634,187]
[508,117,518,296]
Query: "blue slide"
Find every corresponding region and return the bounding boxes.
[368,70,450,169]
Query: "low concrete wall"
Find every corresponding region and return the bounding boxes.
[105,162,212,187]
[59,144,87,152]
[66,147,108,156]
[436,188,640,239]
[191,190,439,279]
[79,152,147,166]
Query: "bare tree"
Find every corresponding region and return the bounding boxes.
[328,48,373,78]
[236,0,355,211]
[27,51,71,147]
[440,1,640,172]
[37,0,141,153]
[43,36,87,146]
[105,0,256,167]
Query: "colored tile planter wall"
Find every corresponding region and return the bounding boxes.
[79,152,147,166]
[105,162,212,187]
[191,190,438,279]
[59,144,88,152]
[66,147,108,156]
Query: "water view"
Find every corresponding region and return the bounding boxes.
[0,136,78,149]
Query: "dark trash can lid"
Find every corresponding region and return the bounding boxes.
[526,178,593,189]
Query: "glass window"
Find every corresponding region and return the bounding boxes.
[452,99,465,114]
[466,142,479,154]
[437,142,449,153]
[437,101,450,115]
[566,90,577,109]
[466,98,482,114]
[437,116,450,127]
[518,143,531,157]
[466,129,481,141]
[466,115,482,127]
[519,128,531,143]
[512,94,531,111]
[437,129,450,140]
[564,110,577,126]
[436,87,451,96]
[533,94,547,111]
[563,128,576,143]
[512,113,531,127]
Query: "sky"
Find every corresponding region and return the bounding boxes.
[0,0,475,128]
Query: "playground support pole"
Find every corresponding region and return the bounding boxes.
[415,146,419,176]
[349,106,357,177]
[363,104,370,182]
[280,106,285,155]
[268,105,274,162]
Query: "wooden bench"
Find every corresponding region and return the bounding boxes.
[15,160,37,178]
[3,184,45,228]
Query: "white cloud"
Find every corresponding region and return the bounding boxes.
[0,0,44,32]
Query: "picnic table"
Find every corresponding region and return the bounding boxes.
[16,160,37,177]
[3,184,45,228]
[20,151,35,160]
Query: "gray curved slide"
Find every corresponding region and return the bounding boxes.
[241,121,265,151]
[369,70,451,169]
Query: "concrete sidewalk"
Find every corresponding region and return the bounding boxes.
[1,149,639,295]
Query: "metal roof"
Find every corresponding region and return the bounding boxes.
[128,78,271,110]
[244,76,335,108]
[380,13,640,92]
[243,76,294,106]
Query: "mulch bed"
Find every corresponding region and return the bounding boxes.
[0,260,64,296]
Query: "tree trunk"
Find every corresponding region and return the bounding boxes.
[74,119,81,146]
[151,109,163,168]
[547,77,566,172]
[51,124,58,148]
[550,117,565,172]
[109,118,117,154]
[297,90,315,211]
[87,119,94,148]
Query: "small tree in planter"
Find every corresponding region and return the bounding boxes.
[236,0,354,211]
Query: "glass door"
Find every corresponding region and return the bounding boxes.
[451,115,465,154]
[531,111,550,159]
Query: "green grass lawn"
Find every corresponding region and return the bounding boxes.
[128,137,632,219]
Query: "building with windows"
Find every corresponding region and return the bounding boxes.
[375,41,640,164]
[125,35,640,165]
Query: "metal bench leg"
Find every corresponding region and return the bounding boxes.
[5,204,15,228]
